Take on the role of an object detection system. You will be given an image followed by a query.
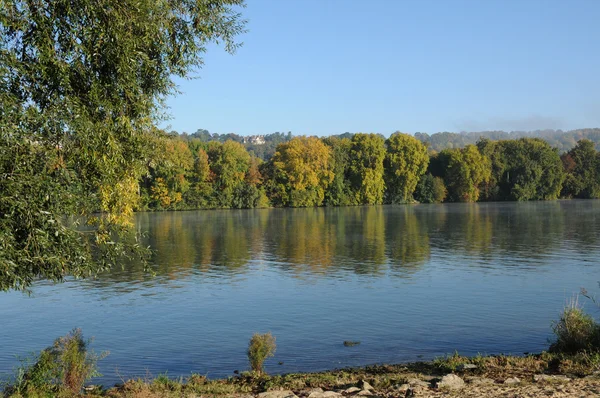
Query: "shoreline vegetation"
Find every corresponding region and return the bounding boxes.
[5,298,600,398]
[138,131,600,212]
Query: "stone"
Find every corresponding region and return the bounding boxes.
[456,363,477,371]
[356,390,373,396]
[344,387,362,394]
[359,380,374,391]
[467,377,495,385]
[503,377,521,385]
[258,391,298,398]
[435,374,465,390]
[395,383,410,392]
[406,378,430,388]
[533,374,571,382]
[307,391,342,398]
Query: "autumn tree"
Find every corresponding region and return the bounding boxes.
[444,145,492,202]
[268,137,334,207]
[207,140,251,208]
[0,0,246,290]
[323,137,353,206]
[384,132,429,203]
[348,133,386,205]
[184,142,215,208]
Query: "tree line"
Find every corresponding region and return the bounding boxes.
[140,132,600,210]
[415,128,600,153]
[179,128,600,161]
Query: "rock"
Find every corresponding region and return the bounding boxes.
[359,380,374,391]
[355,391,373,396]
[258,391,298,398]
[343,341,361,347]
[456,363,477,371]
[533,374,571,383]
[307,388,324,394]
[503,377,521,385]
[307,391,342,398]
[406,378,430,388]
[395,383,410,392]
[344,387,362,394]
[436,374,465,390]
[467,377,495,385]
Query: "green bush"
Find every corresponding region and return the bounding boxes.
[247,332,276,374]
[414,173,447,203]
[7,329,105,396]
[550,297,600,354]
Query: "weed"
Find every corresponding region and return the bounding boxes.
[247,332,277,374]
[550,296,600,354]
[5,328,106,396]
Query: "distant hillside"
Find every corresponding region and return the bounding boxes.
[414,129,600,153]
[178,129,293,160]
[176,128,600,159]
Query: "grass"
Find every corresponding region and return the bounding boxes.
[247,332,277,374]
[5,350,600,397]
[550,295,600,354]
[4,329,105,397]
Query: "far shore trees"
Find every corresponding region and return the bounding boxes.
[384,132,429,203]
[348,133,386,205]
[266,136,334,207]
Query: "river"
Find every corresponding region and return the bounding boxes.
[2,201,600,385]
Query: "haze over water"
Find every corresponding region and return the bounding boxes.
[2,201,600,385]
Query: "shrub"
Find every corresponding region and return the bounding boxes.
[247,332,276,374]
[550,297,600,354]
[414,173,447,203]
[7,328,105,395]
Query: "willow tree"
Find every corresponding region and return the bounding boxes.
[0,0,246,291]
[384,132,429,203]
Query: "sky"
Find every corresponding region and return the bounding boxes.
[163,0,600,137]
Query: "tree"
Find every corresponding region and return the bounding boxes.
[561,140,600,199]
[444,145,492,202]
[496,138,564,201]
[348,133,386,205]
[323,137,353,206]
[414,173,447,203]
[0,0,246,291]
[207,140,251,208]
[185,145,215,209]
[146,136,194,209]
[384,132,429,203]
[268,136,334,207]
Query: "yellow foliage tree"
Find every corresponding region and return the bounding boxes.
[272,137,334,207]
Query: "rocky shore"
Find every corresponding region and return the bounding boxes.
[101,353,600,398]
[247,374,600,398]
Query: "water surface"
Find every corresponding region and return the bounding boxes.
[2,201,600,384]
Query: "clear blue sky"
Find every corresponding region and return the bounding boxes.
[164,0,600,137]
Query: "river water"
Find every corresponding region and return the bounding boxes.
[2,201,600,385]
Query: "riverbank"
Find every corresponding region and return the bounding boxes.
[54,352,600,397]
